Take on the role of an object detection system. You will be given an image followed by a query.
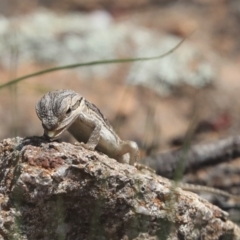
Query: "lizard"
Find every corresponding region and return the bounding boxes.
[35,89,240,202]
[35,89,139,165]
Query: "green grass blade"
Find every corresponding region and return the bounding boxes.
[0,35,188,90]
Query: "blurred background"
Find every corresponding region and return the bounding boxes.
[1,0,240,219]
[1,0,240,146]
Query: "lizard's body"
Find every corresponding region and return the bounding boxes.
[36,89,138,165]
[36,89,240,201]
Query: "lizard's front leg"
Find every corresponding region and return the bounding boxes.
[77,113,101,151]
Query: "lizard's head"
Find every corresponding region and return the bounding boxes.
[36,89,83,139]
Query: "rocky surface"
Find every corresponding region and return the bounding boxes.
[0,137,239,240]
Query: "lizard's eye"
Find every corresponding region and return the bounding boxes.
[66,107,72,115]
[72,99,80,111]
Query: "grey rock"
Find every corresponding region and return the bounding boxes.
[0,137,239,239]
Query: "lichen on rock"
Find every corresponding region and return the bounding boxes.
[0,137,239,240]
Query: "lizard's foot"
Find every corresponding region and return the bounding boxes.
[74,142,95,151]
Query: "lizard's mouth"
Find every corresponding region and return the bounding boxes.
[44,126,67,139]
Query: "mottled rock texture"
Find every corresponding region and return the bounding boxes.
[0,137,239,240]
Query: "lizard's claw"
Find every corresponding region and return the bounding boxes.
[74,142,95,151]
